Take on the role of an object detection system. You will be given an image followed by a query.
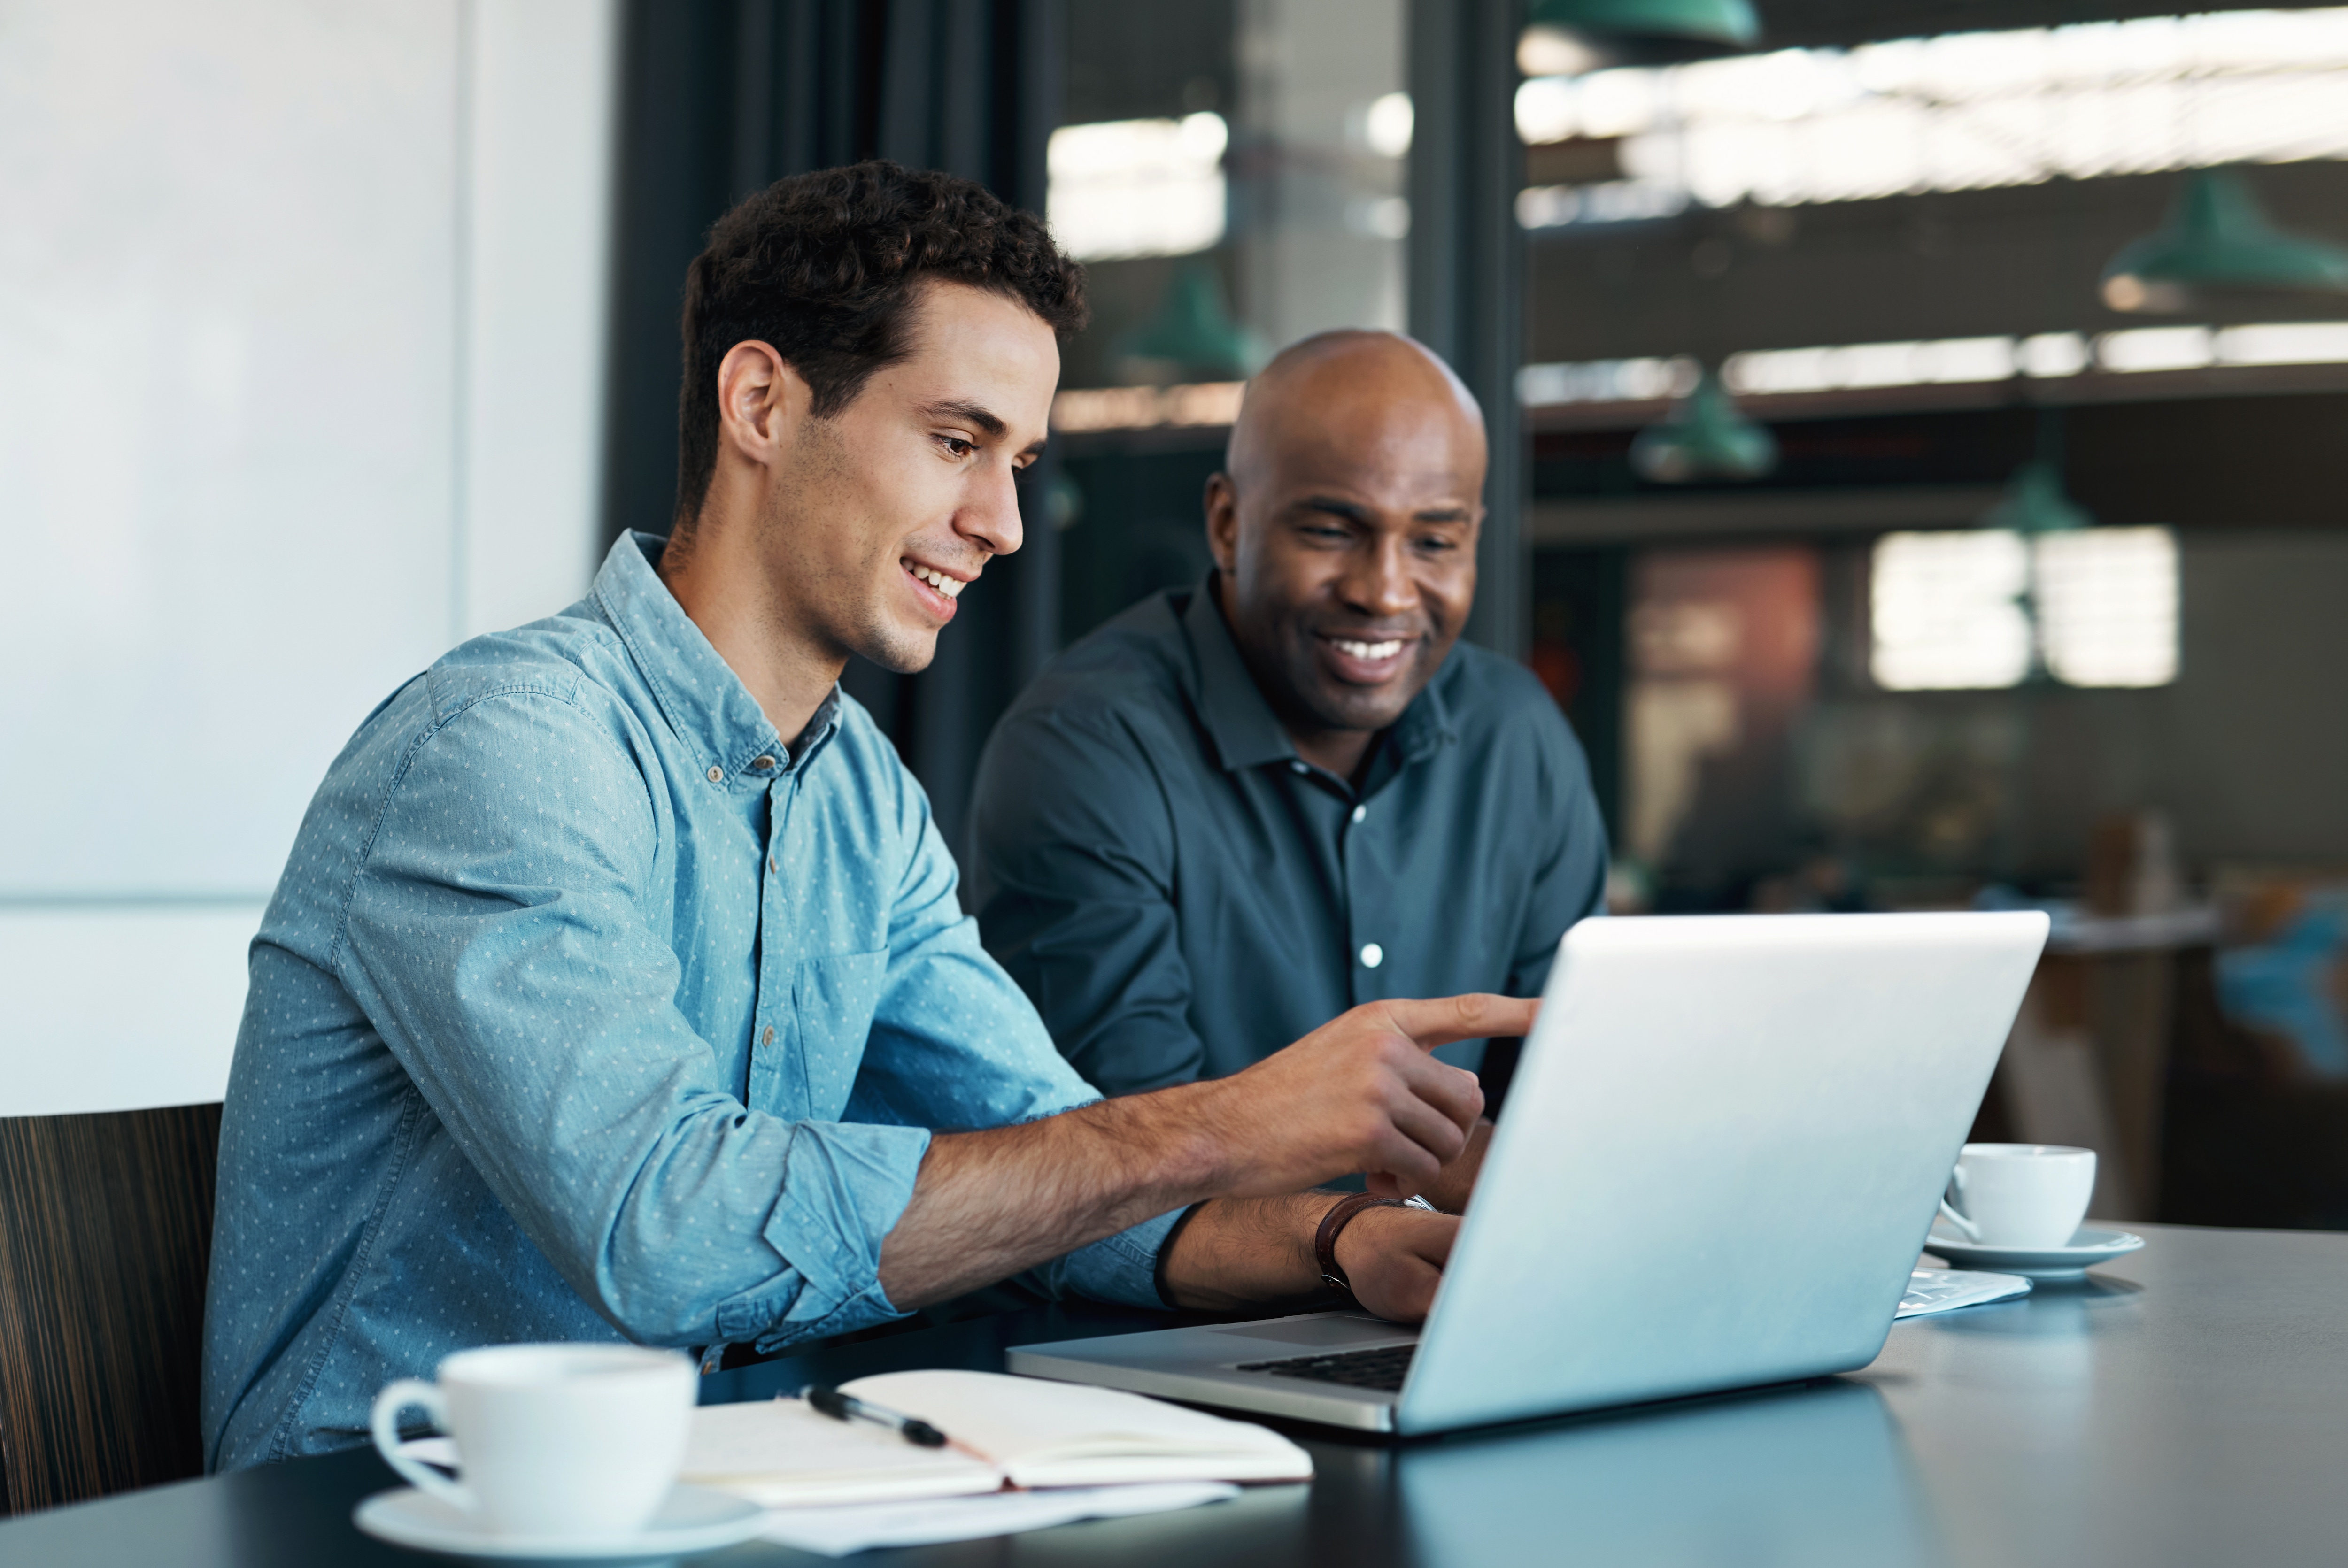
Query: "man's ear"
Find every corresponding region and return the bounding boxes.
[1203,472,1241,576]
[714,340,811,468]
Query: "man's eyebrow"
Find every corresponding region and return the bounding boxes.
[1298,496,1372,522]
[922,399,1007,438]
[1295,496,1474,524]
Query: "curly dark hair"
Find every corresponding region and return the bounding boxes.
[672,160,1088,529]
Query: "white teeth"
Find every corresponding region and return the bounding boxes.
[1333,638,1404,661]
[907,563,965,599]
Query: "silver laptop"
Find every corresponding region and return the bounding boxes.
[1009,911,2049,1435]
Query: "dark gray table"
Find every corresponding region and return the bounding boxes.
[7,1222,2345,1567]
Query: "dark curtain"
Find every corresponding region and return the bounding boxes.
[602,0,1066,868]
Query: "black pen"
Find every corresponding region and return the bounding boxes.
[799,1384,948,1447]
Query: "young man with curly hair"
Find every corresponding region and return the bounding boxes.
[201,162,1521,1469]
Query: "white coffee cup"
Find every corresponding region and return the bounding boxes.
[370,1343,696,1539]
[1938,1142,2096,1248]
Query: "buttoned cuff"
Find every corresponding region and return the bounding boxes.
[724,1120,932,1350]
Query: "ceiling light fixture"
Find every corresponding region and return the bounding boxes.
[1520,0,1761,75]
[1629,365,1778,484]
[1114,261,1268,385]
[1980,461,2092,538]
[2102,168,2348,314]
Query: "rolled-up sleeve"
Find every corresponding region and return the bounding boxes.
[842,751,1183,1309]
[335,690,924,1352]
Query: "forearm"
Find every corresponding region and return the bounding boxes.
[1155,1193,1330,1311]
[874,992,1522,1311]
[876,1083,1228,1308]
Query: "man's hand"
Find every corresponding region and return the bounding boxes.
[876,992,1534,1309]
[1159,1192,1460,1322]
[1194,994,1532,1199]
[1333,1204,1458,1322]
[1419,1118,1494,1214]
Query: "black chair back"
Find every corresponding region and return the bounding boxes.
[0,1102,222,1514]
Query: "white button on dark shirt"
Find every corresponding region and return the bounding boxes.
[1360,943,1384,969]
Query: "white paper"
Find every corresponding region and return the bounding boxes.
[680,1399,1001,1506]
[1895,1268,2032,1318]
[838,1370,1313,1486]
[759,1481,1242,1557]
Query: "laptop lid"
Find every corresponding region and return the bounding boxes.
[1394,911,2047,1434]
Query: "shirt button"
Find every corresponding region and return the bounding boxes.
[769,853,779,872]
[1351,804,1367,824]
[1360,942,1384,969]
[751,754,776,770]
[706,766,724,783]
[762,1025,775,1045]
[1290,761,1309,775]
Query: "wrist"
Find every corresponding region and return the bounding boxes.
[1159,1192,1333,1310]
[1097,1080,1233,1211]
[1316,1193,1406,1294]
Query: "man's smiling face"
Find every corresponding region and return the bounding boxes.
[760,279,1058,675]
[1207,332,1486,766]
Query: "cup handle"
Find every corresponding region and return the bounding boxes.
[371,1378,472,1512]
[1937,1167,1981,1242]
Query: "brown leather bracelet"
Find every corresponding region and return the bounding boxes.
[1314,1193,1407,1294]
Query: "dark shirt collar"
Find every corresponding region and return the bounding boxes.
[1179,574,1458,777]
[593,530,841,779]
[1182,577,1295,772]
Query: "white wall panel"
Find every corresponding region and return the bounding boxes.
[461,0,618,638]
[0,905,264,1115]
[0,0,616,1113]
[0,0,462,898]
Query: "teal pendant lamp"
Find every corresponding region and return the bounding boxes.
[1982,456,2091,684]
[1629,366,1778,484]
[2101,168,2348,314]
[1523,0,1761,72]
[1115,261,1268,384]
[1980,461,2091,537]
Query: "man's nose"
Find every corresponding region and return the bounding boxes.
[1338,531,1415,617]
[958,460,1026,560]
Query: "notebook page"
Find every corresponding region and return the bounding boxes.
[681,1397,1004,1507]
[840,1370,1313,1488]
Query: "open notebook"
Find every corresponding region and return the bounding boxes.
[682,1369,1313,1507]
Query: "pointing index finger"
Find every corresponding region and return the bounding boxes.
[1378,993,1540,1051]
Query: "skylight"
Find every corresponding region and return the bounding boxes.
[1516,8,2348,224]
[1518,323,2348,407]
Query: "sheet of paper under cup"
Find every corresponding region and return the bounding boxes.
[759,1481,1244,1557]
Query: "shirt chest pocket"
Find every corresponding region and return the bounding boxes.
[757,947,887,1122]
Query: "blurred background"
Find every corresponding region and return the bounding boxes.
[4,0,2345,1230]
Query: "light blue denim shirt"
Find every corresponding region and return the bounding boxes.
[203,532,1178,1470]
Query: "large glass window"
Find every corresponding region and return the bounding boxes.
[1869,527,2180,691]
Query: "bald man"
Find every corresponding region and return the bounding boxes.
[967,331,1607,1196]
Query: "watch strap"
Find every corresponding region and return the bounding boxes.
[1314,1192,1407,1294]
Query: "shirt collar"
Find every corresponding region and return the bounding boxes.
[1179,573,1459,775]
[1181,575,1297,772]
[593,530,839,779]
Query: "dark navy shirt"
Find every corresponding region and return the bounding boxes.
[966,578,1609,1097]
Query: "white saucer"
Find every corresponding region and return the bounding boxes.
[353,1483,767,1562]
[1923,1225,2146,1280]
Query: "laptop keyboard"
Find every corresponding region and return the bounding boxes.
[1235,1342,1417,1391]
